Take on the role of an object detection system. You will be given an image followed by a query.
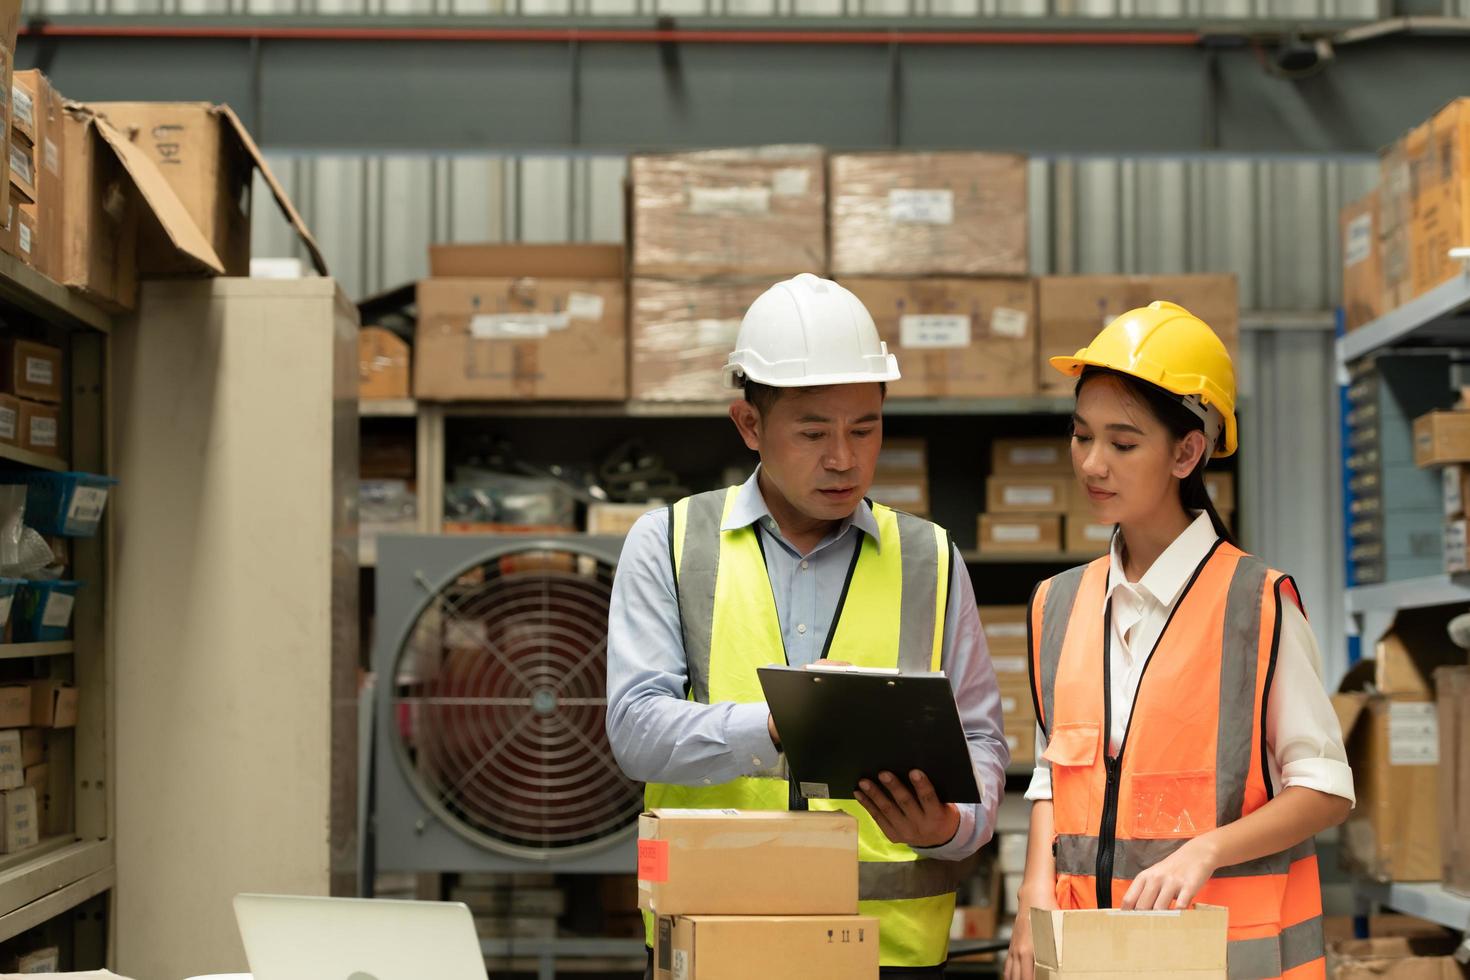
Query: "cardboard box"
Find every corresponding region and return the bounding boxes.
[1328,936,1470,979]
[869,475,930,517]
[0,685,29,728]
[1,786,38,853]
[22,762,43,794]
[978,605,1029,654]
[0,2,21,218]
[1204,471,1235,513]
[7,134,33,204]
[1031,905,1228,979]
[653,914,879,980]
[0,340,63,404]
[1337,690,1443,881]
[1007,728,1035,767]
[1435,666,1470,895]
[0,202,37,267]
[18,399,59,457]
[0,729,21,791]
[1037,275,1239,396]
[1341,190,1385,332]
[1065,513,1114,555]
[359,327,410,401]
[415,276,627,401]
[992,438,1071,475]
[631,146,827,279]
[978,514,1062,554]
[61,107,223,312]
[843,278,1037,399]
[0,391,15,446]
[1414,411,1470,467]
[20,728,42,768]
[630,279,768,402]
[91,101,326,277]
[20,72,68,282]
[430,242,624,280]
[1444,464,1470,519]
[1408,99,1470,299]
[9,71,33,147]
[638,809,858,916]
[1380,135,1415,313]
[29,680,78,729]
[586,502,658,536]
[1446,519,1468,575]
[876,438,927,475]
[1372,609,1465,709]
[830,152,1028,277]
[987,475,1069,515]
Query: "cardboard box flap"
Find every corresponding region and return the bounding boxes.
[1375,607,1468,697]
[85,111,223,276]
[216,105,327,276]
[1332,692,1372,741]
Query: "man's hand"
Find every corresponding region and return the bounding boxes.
[1120,834,1219,910]
[767,713,780,751]
[854,770,960,848]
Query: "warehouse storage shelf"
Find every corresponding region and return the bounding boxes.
[961,550,1099,565]
[0,252,111,336]
[0,444,66,473]
[359,398,417,418]
[431,396,1078,419]
[1344,573,1470,614]
[1337,268,1470,366]
[1356,879,1470,933]
[0,642,74,661]
[0,839,113,944]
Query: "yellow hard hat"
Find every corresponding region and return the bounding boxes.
[1049,301,1238,458]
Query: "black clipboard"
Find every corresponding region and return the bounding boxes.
[757,664,982,805]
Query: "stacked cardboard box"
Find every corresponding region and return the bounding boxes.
[630,146,827,402]
[0,687,53,855]
[640,810,878,979]
[0,2,20,216]
[979,605,1034,767]
[978,439,1072,556]
[0,338,63,458]
[415,244,627,402]
[3,68,37,267]
[1341,190,1385,333]
[869,438,930,517]
[1406,99,1470,300]
[1434,666,1470,896]
[1411,409,1470,572]
[1443,463,1470,574]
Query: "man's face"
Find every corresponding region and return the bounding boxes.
[738,383,885,524]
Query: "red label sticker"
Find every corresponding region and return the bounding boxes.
[638,839,670,883]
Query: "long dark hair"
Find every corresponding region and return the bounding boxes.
[1076,367,1236,546]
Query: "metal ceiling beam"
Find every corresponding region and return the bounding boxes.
[18,15,1470,155]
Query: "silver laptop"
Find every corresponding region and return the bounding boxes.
[234,893,486,980]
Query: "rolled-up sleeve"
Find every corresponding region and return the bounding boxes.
[604,509,780,787]
[911,546,1009,862]
[1270,603,1356,805]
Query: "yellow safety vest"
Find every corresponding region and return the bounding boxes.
[641,485,963,968]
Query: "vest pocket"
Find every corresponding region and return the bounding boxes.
[1041,722,1100,836]
[1128,769,1215,839]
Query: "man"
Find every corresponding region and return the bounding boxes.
[606,273,1008,978]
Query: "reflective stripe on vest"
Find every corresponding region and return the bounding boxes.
[645,486,958,967]
[1030,544,1325,980]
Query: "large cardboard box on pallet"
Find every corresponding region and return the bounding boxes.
[1037,275,1239,396]
[830,152,1028,278]
[843,277,1037,399]
[630,146,827,279]
[1031,905,1229,979]
[653,914,880,980]
[1341,190,1385,333]
[90,102,326,278]
[630,278,768,402]
[1407,99,1470,299]
[637,809,858,916]
[415,264,627,401]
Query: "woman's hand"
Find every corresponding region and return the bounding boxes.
[1120,835,1221,910]
[1005,882,1057,980]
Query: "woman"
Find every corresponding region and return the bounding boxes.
[1005,302,1354,980]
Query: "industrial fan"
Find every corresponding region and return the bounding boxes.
[373,534,640,873]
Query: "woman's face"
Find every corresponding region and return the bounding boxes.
[1069,375,1203,527]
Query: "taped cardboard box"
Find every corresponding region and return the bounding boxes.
[631,279,768,402]
[987,475,1069,515]
[1413,410,1470,467]
[90,102,326,278]
[653,914,879,980]
[1030,905,1229,979]
[0,339,62,404]
[1407,99,1470,300]
[359,327,411,401]
[1435,666,1470,895]
[993,438,1071,475]
[631,146,827,279]
[843,277,1037,399]
[1037,275,1239,396]
[1341,191,1385,333]
[415,277,626,401]
[830,152,1028,277]
[979,514,1061,554]
[1327,936,1470,980]
[61,107,224,311]
[637,809,858,916]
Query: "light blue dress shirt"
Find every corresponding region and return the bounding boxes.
[605,469,1009,861]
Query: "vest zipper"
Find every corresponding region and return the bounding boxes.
[1095,755,1121,907]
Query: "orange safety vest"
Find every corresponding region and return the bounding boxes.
[1028,540,1326,980]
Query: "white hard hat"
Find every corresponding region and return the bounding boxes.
[722,273,901,390]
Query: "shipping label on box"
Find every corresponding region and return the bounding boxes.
[0,730,22,791]
[979,514,1062,554]
[655,914,880,980]
[1446,519,1469,575]
[979,605,1029,653]
[3,786,38,853]
[638,810,858,916]
[868,477,930,517]
[987,476,1069,514]
[992,438,1071,475]
[875,438,927,475]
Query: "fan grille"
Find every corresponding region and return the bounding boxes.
[391,547,642,854]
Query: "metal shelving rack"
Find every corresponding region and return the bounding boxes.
[0,253,115,956]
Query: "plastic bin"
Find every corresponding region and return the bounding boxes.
[12,580,81,643]
[17,473,117,537]
[0,578,21,631]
